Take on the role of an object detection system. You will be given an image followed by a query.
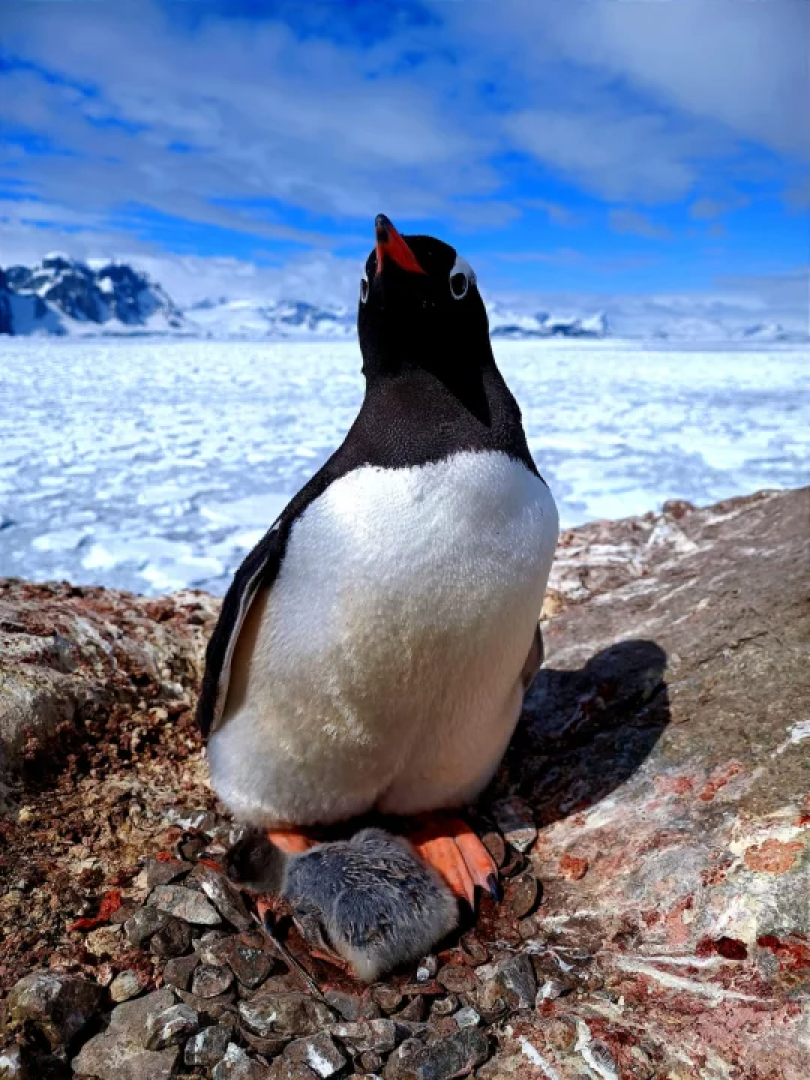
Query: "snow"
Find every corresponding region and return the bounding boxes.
[0,338,808,595]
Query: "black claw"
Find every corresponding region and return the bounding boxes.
[486,873,502,903]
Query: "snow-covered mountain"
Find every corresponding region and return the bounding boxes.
[487,305,609,339]
[0,254,187,336]
[187,296,354,339]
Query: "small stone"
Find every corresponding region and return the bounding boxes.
[163,952,200,990]
[492,954,536,1009]
[185,1024,234,1067]
[396,995,427,1022]
[242,1029,292,1058]
[146,1002,200,1049]
[7,972,105,1050]
[213,1042,270,1080]
[72,988,180,1080]
[284,1032,347,1078]
[480,830,505,868]
[238,992,337,1037]
[536,977,567,1001]
[518,916,540,940]
[176,987,236,1020]
[416,955,438,982]
[371,985,404,1013]
[145,857,191,889]
[197,929,231,964]
[453,1006,480,1028]
[491,797,537,853]
[0,1043,31,1079]
[150,916,192,958]
[151,884,222,925]
[359,1050,383,1073]
[473,978,507,1023]
[459,933,488,967]
[383,1038,424,1079]
[267,1060,318,1080]
[325,989,382,1022]
[84,924,123,958]
[193,963,235,998]
[426,1016,458,1043]
[437,965,476,994]
[124,905,172,947]
[110,970,144,1003]
[544,1015,577,1052]
[506,873,540,919]
[430,995,457,1017]
[197,867,253,931]
[387,1027,489,1079]
[331,1018,400,1053]
[218,934,275,988]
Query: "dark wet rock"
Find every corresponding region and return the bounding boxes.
[283,1032,347,1078]
[184,1023,233,1068]
[382,1038,424,1080]
[7,972,104,1050]
[196,868,253,931]
[436,965,476,995]
[505,873,540,919]
[202,933,274,989]
[176,987,236,1021]
[238,992,336,1037]
[162,953,200,991]
[491,797,536,853]
[192,963,234,998]
[110,970,145,1003]
[145,857,190,889]
[149,915,192,957]
[145,1002,200,1049]
[395,995,427,1022]
[151,884,221,925]
[213,1043,271,1080]
[324,989,382,1022]
[124,906,173,948]
[72,987,180,1080]
[386,1027,490,1079]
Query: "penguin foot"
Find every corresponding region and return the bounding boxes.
[266,828,315,854]
[409,816,500,908]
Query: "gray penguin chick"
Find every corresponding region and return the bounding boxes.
[225,826,458,982]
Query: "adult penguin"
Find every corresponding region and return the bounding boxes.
[198,214,558,916]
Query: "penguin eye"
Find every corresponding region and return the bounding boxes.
[449,272,468,300]
[360,274,369,304]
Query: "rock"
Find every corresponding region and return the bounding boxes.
[84,924,123,958]
[184,1024,233,1068]
[192,963,234,998]
[124,906,173,947]
[72,987,180,1080]
[0,1043,31,1080]
[149,915,192,957]
[324,990,381,1022]
[359,1049,384,1073]
[238,992,336,1037]
[330,1018,401,1053]
[283,1032,347,1078]
[395,996,427,1022]
[110,970,144,1003]
[458,933,488,967]
[382,1038,424,1080]
[480,831,505,868]
[386,1028,490,1079]
[145,1002,200,1049]
[196,868,253,931]
[202,933,274,989]
[213,1043,270,1080]
[416,956,438,982]
[489,954,536,1010]
[453,1006,480,1028]
[176,987,236,1021]
[429,996,456,1017]
[150,884,221,925]
[490,797,537,853]
[504,873,540,918]
[266,1060,318,1080]
[145,857,190,889]
[162,953,200,991]
[436,965,476,995]
[370,984,403,1013]
[7,971,104,1050]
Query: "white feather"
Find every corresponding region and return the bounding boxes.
[208,450,558,825]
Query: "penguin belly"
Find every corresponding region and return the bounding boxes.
[207,450,558,826]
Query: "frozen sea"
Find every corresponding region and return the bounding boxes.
[1,338,807,595]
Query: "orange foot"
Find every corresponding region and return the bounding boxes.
[255,829,314,925]
[409,815,500,908]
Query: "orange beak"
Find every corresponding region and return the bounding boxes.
[375,213,426,276]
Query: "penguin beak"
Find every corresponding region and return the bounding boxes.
[375,214,426,276]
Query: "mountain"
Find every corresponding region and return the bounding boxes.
[0,254,187,336]
[488,305,609,339]
[187,296,353,339]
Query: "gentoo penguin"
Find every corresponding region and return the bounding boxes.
[225,827,458,982]
[198,214,559,960]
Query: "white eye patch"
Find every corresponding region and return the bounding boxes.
[449,253,476,300]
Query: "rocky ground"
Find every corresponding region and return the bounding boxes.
[1,486,808,1079]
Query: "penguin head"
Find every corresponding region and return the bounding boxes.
[358,214,492,380]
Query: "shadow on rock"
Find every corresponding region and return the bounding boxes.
[495,639,669,829]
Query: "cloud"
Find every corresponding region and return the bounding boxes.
[524,199,581,227]
[609,209,670,240]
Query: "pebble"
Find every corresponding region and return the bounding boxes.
[124,905,172,947]
[543,1015,577,1051]
[151,884,222,925]
[193,962,235,998]
[371,985,404,1013]
[185,1023,234,1067]
[197,867,254,931]
[150,916,192,957]
[214,934,275,989]
[359,1049,383,1072]
[238,992,337,1037]
[430,996,457,1017]
[213,1043,270,1080]
[491,797,537,853]
[506,873,540,919]
[283,1032,347,1078]
[110,969,144,1003]
[145,857,191,889]
[84,924,123,958]
[387,1027,490,1079]
[162,952,200,990]
[330,1018,400,1053]
[416,955,438,982]
[459,932,488,967]
[146,1002,200,1049]
[7,972,105,1051]
[395,995,427,1022]
[480,830,506,868]
[325,989,382,1022]
[383,1037,424,1078]
[492,954,537,1010]
[72,988,180,1080]
[453,1006,480,1028]
[437,964,476,994]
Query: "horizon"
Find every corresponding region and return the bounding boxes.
[1,0,808,332]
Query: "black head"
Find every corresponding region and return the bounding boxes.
[357,214,493,382]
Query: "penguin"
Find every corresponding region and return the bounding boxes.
[225,826,458,982]
[197,214,559,970]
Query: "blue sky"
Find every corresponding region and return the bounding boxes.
[1,0,807,324]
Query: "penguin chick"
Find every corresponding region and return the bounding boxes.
[225,826,459,982]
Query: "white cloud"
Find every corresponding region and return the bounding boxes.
[609,209,670,240]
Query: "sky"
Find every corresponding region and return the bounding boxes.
[1,0,808,328]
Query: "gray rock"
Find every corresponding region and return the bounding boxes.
[197,868,253,931]
[238,992,336,1037]
[331,1018,401,1053]
[453,1007,480,1029]
[151,884,221,925]
[490,797,537,853]
[110,970,144,1003]
[324,990,381,1022]
[213,1043,270,1080]
[416,956,438,983]
[72,987,181,1080]
[227,937,275,988]
[184,1024,234,1068]
[385,1028,489,1079]
[196,929,232,964]
[0,1043,31,1079]
[283,1032,347,1078]
[7,971,104,1050]
[192,963,235,998]
[149,916,192,958]
[382,1038,424,1079]
[145,1002,200,1049]
[124,905,173,947]
[162,952,200,991]
[489,954,536,1010]
[436,965,476,995]
[266,1060,318,1080]
[145,857,191,889]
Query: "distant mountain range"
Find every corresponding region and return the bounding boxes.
[0,254,799,343]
